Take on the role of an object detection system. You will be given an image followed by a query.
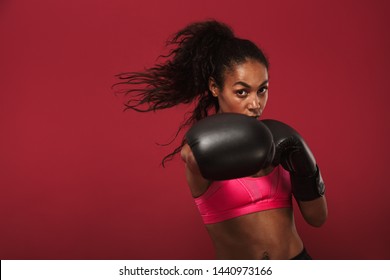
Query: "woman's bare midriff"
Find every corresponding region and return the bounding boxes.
[204,208,303,259]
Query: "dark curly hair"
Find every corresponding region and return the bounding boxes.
[113,20,269,166]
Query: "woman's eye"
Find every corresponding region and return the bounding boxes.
[236,90,248,96]
[258,86,268,95]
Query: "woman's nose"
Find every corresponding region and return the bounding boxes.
[248,94,261,109]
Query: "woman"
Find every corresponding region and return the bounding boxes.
[114,20,328,259]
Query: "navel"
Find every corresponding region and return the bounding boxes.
[261,251,270,260]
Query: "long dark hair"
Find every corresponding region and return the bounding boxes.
[113,20,269,166]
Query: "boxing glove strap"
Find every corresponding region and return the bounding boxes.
[291,165,325,201]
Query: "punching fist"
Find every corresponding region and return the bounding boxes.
[185,113,274,180]
[261,119,325,201]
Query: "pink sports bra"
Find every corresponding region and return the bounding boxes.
[194,165,292,224]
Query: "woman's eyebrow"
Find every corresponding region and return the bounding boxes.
[233,80,269,88]
[233,81,251,87]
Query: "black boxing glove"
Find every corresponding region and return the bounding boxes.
[262,119,325,201]
[185,113,275,180]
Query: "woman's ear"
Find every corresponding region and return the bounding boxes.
[208,77,219,97]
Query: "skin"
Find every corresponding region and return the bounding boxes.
[181,59,328,259]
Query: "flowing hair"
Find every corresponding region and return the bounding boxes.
[113,20,269,166]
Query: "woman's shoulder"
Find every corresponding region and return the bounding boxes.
[180,143,198,172]
[180,143,211,196]
[180,143,191,162]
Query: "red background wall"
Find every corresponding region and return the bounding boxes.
[1,0,389,259]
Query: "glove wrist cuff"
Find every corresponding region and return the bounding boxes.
[291,165,325,201]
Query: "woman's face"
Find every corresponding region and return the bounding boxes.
[210,59,269,118]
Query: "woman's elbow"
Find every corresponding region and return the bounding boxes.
[306,211,328,227]
[299,196,328,227]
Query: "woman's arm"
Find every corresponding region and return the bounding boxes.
[261,120,328,227]
[181,144,211,198]
[297,196,328,227]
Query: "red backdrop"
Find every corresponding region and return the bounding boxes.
[1,0,389,259]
